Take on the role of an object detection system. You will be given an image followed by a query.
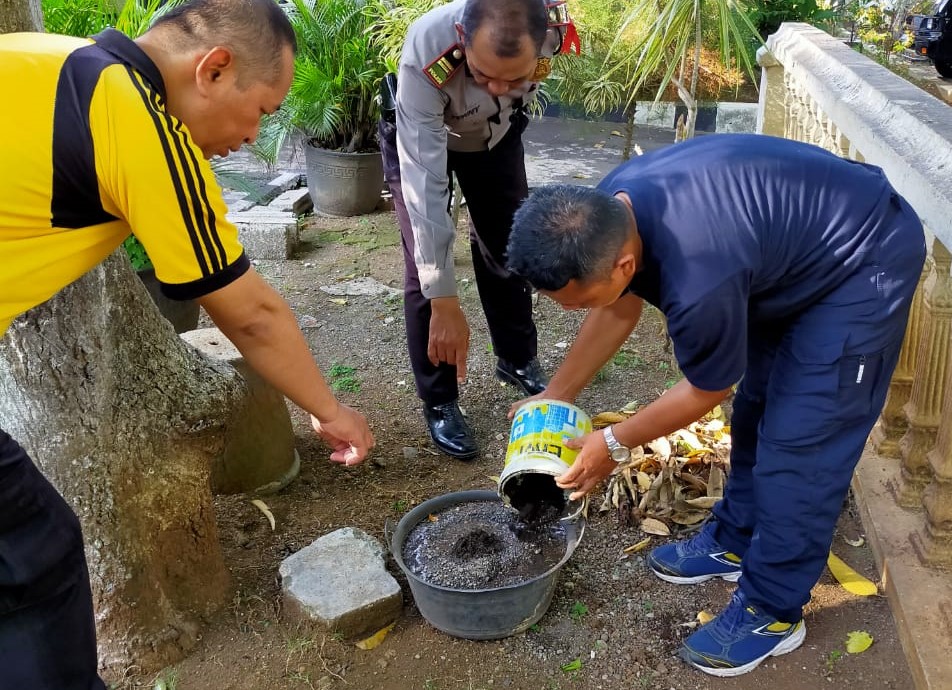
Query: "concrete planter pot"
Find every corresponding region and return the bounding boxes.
[136,268,200,334]
[303,143,383,217]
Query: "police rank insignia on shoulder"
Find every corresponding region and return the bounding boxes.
[423,44,465,88]
[532,57,552,81]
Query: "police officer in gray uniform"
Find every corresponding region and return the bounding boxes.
[379,0,578,460]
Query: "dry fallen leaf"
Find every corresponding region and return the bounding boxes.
[641,517,670,536]
[250,499,276,531]
[427,514,438,522]
[623,537,652,554]
[845,630,873,654]
[843,535,865,547]
[827,552,877,596]
[697,610,715,625]
[356,622,396,650]
[329,298,348,306]
[592,411,628,428]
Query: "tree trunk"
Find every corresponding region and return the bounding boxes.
[686,8,701,141]
[0,0,42,32]
[0,254,247,678]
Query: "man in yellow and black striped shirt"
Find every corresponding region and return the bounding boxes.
[0,2,374,686]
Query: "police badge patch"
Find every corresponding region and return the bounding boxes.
[423,43,465,88]
[532,57,552,81]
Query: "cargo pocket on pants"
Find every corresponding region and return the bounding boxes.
[836,351,885,425]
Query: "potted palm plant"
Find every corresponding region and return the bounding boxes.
[257,0,387,217]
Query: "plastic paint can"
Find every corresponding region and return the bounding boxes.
[499,400,592,519]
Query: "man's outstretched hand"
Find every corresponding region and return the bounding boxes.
[310,404,374,466]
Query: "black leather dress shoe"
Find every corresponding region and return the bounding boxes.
[423,401,478,461]
[495,357,549,396]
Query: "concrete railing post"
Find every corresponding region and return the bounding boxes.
[896,240,952,508]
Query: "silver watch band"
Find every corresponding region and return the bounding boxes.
[603,425,622,451]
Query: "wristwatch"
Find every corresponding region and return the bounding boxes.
[603,425,631,463]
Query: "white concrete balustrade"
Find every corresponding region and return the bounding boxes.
[757,23,952,689]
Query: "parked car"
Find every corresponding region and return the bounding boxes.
[907,0,952,77]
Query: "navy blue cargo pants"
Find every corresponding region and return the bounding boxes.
[710,192,926,623]
[0,429,105,689]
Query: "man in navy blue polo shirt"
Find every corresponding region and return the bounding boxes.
[505,134,925,677]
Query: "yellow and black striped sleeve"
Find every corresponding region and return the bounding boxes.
[91,62,249,300]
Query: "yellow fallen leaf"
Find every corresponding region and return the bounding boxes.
[427,513,438,522]
[845,630,873,654]
[623,537,652,554]
[610,130,623,136]
[356,622,395,650]
[250,499,276,531]
[636,471,652,492]
[592,411,627,428]
[640,517,670,536]
[329,298,348,306]
[827,552,877,596]
[697,610,715,625]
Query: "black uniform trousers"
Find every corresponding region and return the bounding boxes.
[0,429,105,690]
[379,115,537,406]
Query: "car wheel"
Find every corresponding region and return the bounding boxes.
[935,59,952,77]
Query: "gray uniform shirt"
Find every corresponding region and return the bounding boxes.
[396,0,564,299]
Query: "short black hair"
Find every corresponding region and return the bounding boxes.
[507,185,633,291]
[461,0,549,57]
[151,0,296,86]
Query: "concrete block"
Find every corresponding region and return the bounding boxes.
[226,198,257,213]
[937,83,952,105]
[280,528,403,639]
[634,102,676,128]
[181,327,299,494]
[228,209,298,260]
[715,103,758,133]
[268,188,313,215]
[269,171,304,191]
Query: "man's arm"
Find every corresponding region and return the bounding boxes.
[395,62,471,379]
[197,269,374,465]
[545,291,645,400]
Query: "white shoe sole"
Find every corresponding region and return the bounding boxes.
[650,568,742,585]
[687,622,807,678]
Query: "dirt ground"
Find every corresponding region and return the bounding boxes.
[126,206,917,690]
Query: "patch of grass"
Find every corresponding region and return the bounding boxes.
[392,499,408,513]
[316,225,400,252]
[528,622,542,633]
[634,671,655,688]
[569,600,588,622]
[285,670,315,689]
[560,658,583,674]
[825,648,845,675]
[612,350,644,368]
[151,670,179,690]
[328,363,361,393]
